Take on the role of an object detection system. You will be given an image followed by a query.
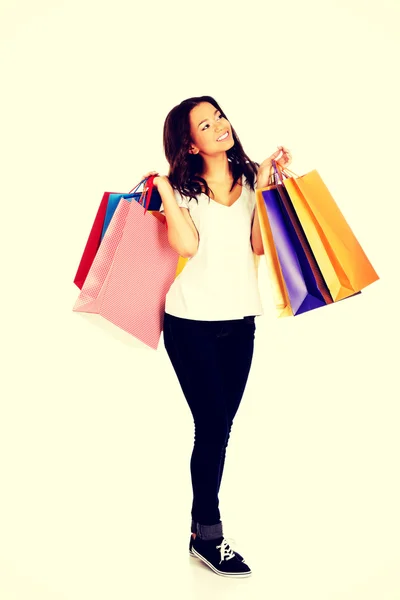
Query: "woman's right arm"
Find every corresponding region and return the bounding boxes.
[157,178,199,259]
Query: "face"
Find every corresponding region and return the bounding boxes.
[188,102,234,157]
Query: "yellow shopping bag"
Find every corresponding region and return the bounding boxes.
[255,180,293,318]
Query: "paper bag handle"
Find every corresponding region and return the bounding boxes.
[124,175,157,214]
[273,162,300,180]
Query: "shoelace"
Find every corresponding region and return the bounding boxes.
[216,537,236,564]
[192,535,241,560]
[224,536,238,550]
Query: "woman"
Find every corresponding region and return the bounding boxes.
[142,96,292,578]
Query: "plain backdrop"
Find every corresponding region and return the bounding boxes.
[1,1,399,599]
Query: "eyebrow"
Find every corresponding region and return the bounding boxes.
[198,109,219,128]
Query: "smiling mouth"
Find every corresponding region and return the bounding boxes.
[217,131,230,141]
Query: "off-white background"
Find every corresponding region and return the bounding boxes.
[1,0,399,599]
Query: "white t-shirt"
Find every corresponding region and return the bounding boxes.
[159,174,264,321]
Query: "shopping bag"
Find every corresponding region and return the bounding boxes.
[72,187,180,350]
[255,178,293,318]
[100,179,163,240]
[98,184,188,280]
[271,161,334,308]
[258,167,331,316]
[73,177,163,290]
[73,191,111,290]
[278,164,379,301]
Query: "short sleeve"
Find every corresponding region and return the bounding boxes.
[159,188,190,213]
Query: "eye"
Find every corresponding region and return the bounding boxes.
[202,113,223,130]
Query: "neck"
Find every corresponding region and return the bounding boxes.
[199,153,232,183]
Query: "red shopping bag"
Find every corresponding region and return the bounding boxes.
[73,191,111,289]
[72,192,180,350]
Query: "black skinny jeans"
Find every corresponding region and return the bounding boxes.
[163,311,256,540]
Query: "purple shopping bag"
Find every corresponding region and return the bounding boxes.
[260,181,328,316]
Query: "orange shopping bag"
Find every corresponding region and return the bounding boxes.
[278,165,379,301]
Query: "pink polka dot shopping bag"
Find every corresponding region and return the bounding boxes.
[72,176,181,350]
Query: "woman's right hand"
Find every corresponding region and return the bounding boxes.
[141,171,170,190]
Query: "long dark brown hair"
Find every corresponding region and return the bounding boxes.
[163,95,260,204]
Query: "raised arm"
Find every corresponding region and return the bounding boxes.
[157,178,199,259]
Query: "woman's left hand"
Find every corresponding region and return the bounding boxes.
[256,146,292,188]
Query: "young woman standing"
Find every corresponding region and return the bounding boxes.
[142,96,292,578]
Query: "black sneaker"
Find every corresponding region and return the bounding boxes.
[190,535,252,577]
[189,535,245,562]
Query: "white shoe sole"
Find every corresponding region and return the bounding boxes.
[191,547,252,578]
